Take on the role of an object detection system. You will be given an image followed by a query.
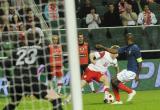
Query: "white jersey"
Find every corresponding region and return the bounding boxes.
[88,51,118,73]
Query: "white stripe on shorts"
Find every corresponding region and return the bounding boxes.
[117,69,136,82]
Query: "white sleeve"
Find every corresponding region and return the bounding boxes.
[113,59,118,67]
[37,28,44,37]
[96,14,101,24]
[86,14,93,24]
[94,52,101,59]
[151,13,157,24]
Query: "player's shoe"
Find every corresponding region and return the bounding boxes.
[111,101,123,104]
[58,93,63,97]
[64,94,71,105]
[63,99,70,105]
[92,90,96,93]
[127,90,136,102]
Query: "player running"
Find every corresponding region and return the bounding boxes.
[96,33,142,104]
[1,33,63,110]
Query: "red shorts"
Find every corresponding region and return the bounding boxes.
[51,66,63,77]
[82,68,103,83]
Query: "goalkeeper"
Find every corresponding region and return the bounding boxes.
[0,33,63,110]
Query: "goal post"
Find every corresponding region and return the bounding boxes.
[64,0,83,110]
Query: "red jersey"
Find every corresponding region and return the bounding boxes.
[49,44,63,67]
[79,43,89,65]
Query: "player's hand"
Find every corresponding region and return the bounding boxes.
[95,44,105,49]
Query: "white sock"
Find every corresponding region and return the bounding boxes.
[89,82,95,92]
[81,88,84,92]
[57,79,63,94]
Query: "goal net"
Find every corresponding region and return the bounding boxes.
[0,0,82,110]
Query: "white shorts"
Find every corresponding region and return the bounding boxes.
[117,69,136,82]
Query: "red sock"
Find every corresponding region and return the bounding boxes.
[112,87,120,101]
[104,87,109,94]
[104,88,109,92]
[118,82,132,94]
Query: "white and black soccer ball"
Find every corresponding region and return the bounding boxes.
[104,94,115,104]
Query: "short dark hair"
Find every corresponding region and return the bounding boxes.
[78,32,83,36]
[126,33,134,37]
[125,33,135,42]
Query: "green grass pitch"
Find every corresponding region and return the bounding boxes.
[0,90,160,110]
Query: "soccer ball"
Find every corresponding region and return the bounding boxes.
[104,94,115,104]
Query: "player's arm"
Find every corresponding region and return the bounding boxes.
[89,51,106,64]
[95,44,118,54]
[136,58,142,82]
[88,44,91,63]
[134,47,143,82]
[113,59,120,74]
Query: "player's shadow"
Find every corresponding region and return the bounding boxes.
[85,102,108,105]
[85,101,134,106]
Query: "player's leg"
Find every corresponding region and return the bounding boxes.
[81,79,87,88]
[56,66,63,95]
[99,75,110,92]
[81,67,94,89]
[48,73,54,89]
[57,76,63,94]
[89,81,95,93]
[81,65,95,93]
[33,83,63,110]
[117,70,136,101]
[111,77,123,104]
[99,74,110,100]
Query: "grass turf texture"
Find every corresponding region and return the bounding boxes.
[0,90,160,110]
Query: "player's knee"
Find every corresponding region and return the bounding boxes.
[100,75,107,83]
[111,77,120,87]
[81,80,87,88]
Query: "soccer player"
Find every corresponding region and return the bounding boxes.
[49,35,63,94]
[78,32,90,76]
[65,45,120,103]
[96,33,142,104]
[1,33,63,110]
[48,35,63,95]
[78,32,95,92]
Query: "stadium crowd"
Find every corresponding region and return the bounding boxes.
[76,0,160,28]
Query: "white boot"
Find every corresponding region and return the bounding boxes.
[127,90,136,102]
[112,101,123,104]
